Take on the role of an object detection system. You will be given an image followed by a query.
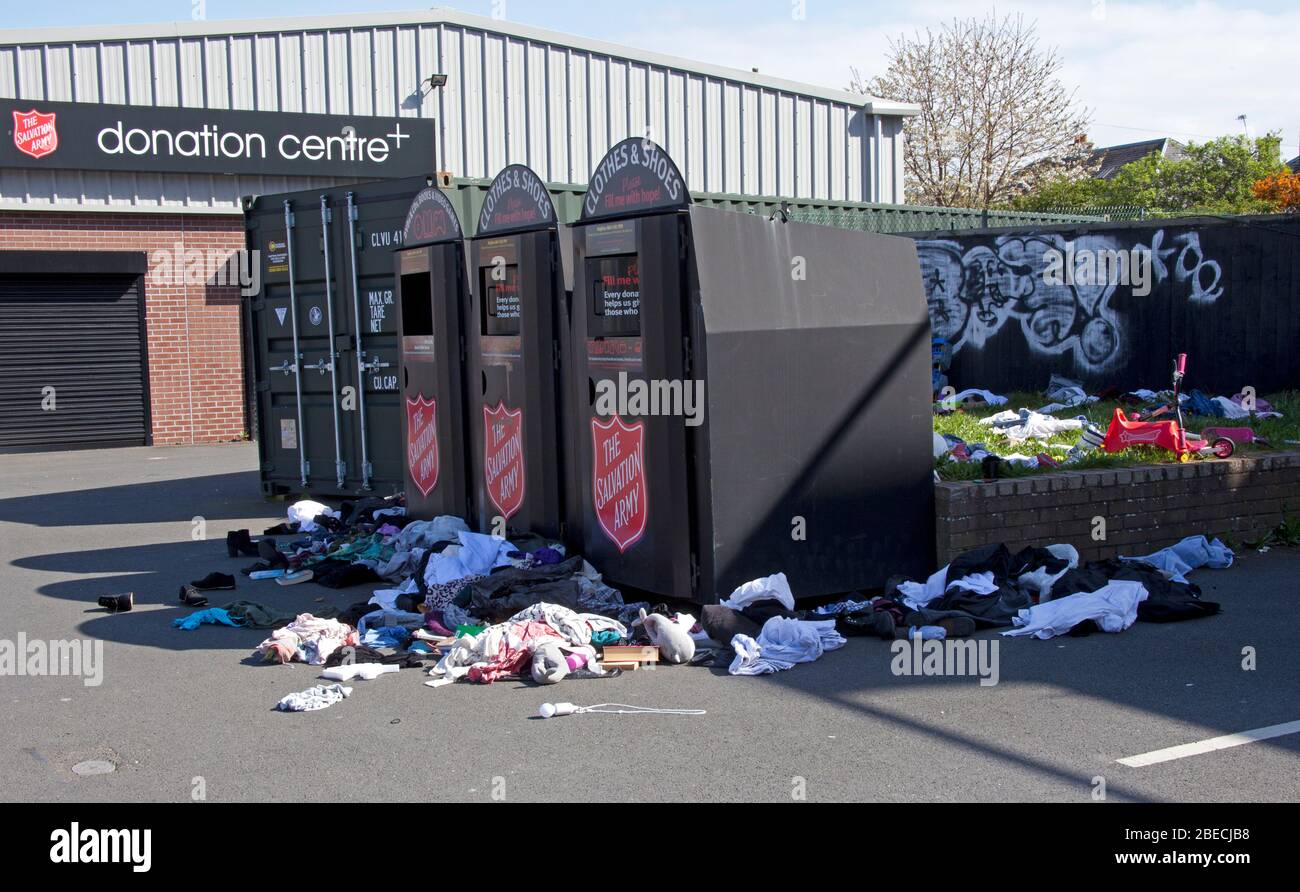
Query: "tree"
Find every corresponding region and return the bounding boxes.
[1252,170,1300,212]
[1013,134,1289,216]
[852,13,1094,209]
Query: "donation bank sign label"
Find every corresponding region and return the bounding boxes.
[1,98,435,179]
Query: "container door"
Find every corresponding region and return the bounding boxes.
[396,243,471,520]
[571,215,695,598]
[252,197,344,494]
[467,231,564,539]
[336,189,406,495]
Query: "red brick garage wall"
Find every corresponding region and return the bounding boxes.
[0,211,246,445]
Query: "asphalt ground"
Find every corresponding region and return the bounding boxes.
[0,442,1296,803]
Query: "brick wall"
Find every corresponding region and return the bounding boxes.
[936,452,1300,565]
[0,211,246,445]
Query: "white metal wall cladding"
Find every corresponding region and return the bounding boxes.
[0,14,907,212]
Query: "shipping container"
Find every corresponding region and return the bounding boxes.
[244,177,430,496]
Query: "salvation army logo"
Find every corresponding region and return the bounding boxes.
[12,109,58,159]
[591,415,648,553]
[483,402,525,522]
[406,395,440,497]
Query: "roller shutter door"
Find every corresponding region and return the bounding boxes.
[0,272,149,450]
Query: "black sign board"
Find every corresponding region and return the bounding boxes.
[581,137,690,221]
[402,187,463,247]
[477,164,557,235]
[1,98,435,179]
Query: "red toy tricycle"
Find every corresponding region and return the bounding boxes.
[1102,354,1236,461]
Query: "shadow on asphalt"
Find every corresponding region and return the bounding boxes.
[18,541,370,654]
[0,471,265,527]
[4,444,1297,801]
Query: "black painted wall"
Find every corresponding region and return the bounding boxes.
[906,214,1300,395]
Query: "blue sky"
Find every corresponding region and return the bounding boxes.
[5,0,1297,159]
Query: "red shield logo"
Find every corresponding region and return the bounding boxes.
[12,110,58,159]
[405,395,440,497]
[483,402,525,522]
[591,415,648,553]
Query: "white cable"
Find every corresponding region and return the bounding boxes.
[538,702,706,719]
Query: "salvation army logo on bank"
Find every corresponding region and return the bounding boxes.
[591,415,648,553]
[406,395,440,497]
[483,402,525,523]
[13,109,58,159]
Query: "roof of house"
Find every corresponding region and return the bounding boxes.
[1091,138,1186,179]
[1290,156,1300,174]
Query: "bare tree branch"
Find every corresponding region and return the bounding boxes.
[852,13,1096,209]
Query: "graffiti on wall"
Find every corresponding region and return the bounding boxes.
[916,230,1225,371]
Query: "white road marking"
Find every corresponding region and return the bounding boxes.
[1118,720,1300,767]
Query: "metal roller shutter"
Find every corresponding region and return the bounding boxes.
[0,272,149,450]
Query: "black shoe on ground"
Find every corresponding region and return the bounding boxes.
[227,529,259,558]
[98,593,134,612]
[177,585,209,607]
[190,572,236,591]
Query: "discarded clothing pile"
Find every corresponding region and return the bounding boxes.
[980,409,1085,444]
[256,614,359,665]
[873,536,1227,642]
[729,618,846,676]
[1183,390,1283,421]
[1039,374,1101,414]
[684,573,849,677]
[935,434,1044,470]
[362,524,648,632]
[428,602,627,686]
[946,389,1008,408]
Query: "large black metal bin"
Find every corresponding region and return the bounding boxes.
[566,139,935,603]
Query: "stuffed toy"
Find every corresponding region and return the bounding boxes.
[531,645,590,685]
[531,644,569,685]
[636,608,696,664]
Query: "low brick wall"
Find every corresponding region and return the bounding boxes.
[935,452,1300,565]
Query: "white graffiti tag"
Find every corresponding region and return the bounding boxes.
[917,229,1224,371]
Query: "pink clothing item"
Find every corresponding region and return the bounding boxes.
[256,613,359,665]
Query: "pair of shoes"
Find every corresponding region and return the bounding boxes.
[177,585,208,608]
[190,572,235,591]
[226,530,260,558]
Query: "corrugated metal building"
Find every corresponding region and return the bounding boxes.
[0,8,916,214]
[0,9,921,451]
